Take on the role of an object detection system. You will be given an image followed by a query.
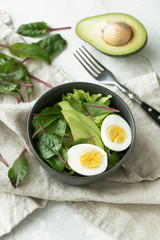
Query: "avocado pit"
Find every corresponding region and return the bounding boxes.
[102,22,132,46]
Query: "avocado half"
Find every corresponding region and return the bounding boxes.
[75,13,147,56]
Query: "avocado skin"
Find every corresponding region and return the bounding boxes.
[75,13,148,57]
[92,36,148,58]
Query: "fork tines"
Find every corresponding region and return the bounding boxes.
[73,46,104,78]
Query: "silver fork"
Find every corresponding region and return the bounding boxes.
[73,46,160,126]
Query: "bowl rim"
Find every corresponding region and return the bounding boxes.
[27,81,136,180]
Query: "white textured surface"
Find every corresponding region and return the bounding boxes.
[1,201,111,240]
[0,0,159,239]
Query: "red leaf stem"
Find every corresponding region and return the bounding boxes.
[39,124,46,134]
[32,121,49,138]
[29,74,53,89]
[83,105,93,118]
[0,79,33,87]
[0,155,9,167]
[82,135,95,143]
[16,97,21,104]
[57,155,66,164]
[86,105,120,113]
[47,26,71,31]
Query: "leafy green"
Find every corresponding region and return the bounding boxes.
[17,21,71,37]
[63,162,74,176]
[34,34,67,58]
[46,147,67,172]
[37,134,63,159]
[32,114,60,134]
[107,153,122,170]
[23,75,33,98]
[0,80,21,92]
[17,21,49,37]
[0,61,27,81]
[8,43,51,64]
[8,149,27,188]
[62,89,102,102]
[39,105,61,115]
[45,118,66,136]
[0,87,23,101]
[0,52,18,65]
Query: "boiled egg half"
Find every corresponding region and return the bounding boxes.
[67,144,108,176]
[101,115,132,151]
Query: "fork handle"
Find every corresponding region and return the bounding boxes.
[116,82,160,126]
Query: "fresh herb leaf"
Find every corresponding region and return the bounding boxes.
[0,43,51,63]
[0,52,18,65]
[107,153,122,170]
[46,147,67,172]
[0,87,23,101]
[0,80,21,91]
[62,89,102,102]
[23,75,33,101]
[17,21,49,37]
[17,21,71,37]
[0,61,27,82]
[44,118,66,137]
[38,105,62,115]
[37,134,63,159]
[63,162,74,176]
[32,114,60,134]
[34,34,67,58]
[9,43,51,63]
[8,149,27,188]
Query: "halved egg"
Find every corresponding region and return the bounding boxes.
[67,144,108,176]
[101,115,132,151]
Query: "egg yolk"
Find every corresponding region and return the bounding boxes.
[106,125,127,143]
[80,148,103,169]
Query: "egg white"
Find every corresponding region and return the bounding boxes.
[101,115,132,151]
[67,144,108,176]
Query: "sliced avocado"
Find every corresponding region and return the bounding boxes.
[61,109,104,149]
[75,13,147,56]
[61,110,93,141]
[59,101,101,138]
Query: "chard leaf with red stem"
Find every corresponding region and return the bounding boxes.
[0,61,27,82]
[37,134,63,159]
[0,43,51,64]
[34,34,67,58]
[0,154,9,167]
[8,149,27,188]
[0,87,23,102]
[17,21,71,37]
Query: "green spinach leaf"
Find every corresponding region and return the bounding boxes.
[46,147,67,172]
[34,34,67,58]
[17,21,49,37]
[0,61,27,82]
[17,21,71,37]
[8,149,27,188]
[45,118,66,136]
[8,43,51,63]
[37,134,63,159]
[107,153,122,170]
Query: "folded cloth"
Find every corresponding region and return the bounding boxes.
[0,10,160,240]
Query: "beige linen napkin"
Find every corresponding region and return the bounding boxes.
[0,10,160,240]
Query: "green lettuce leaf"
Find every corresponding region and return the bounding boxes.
[62,89,102,102]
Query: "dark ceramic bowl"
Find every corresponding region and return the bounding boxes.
[27,82,135,185]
